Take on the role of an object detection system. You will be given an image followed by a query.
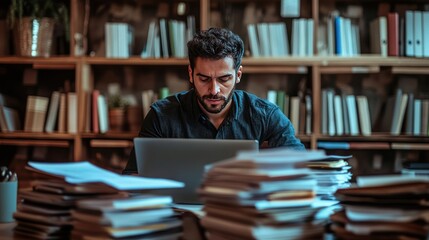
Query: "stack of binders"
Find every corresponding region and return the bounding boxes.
[330,175,429,239]
[198,149,339,240]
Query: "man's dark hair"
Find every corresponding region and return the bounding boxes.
[187,28,244,72]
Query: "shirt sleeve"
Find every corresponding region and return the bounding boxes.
[266,107,306,150]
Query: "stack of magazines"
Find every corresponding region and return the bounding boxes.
[302,155,353,200]
[330,175,429,240]
[14,161,184,239]
[198,149,339,240]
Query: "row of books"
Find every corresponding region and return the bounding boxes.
[0,85,174,134]
[382,89,429,136]
[0,93,78,134]
[266,90,312,135]
[321,89,372,136]
[247,18,314,57]
[318,14,360,56]
[198,149,342,239]
[141,16,196,59]
[105,16,195,59]
[320,88,429,137]
[369,11,429,58]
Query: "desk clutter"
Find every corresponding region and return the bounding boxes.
[197,149,343,239]
[9,150,429,239]
[12,161,184,239]
[329,175,429,240]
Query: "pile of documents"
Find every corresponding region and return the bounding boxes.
[71,195,182,239]
[13,161,184,239]
[330,175,429,240]
[302,155,352,200]
[198,149,339,240]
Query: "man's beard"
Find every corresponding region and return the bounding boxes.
[194,83,235,114]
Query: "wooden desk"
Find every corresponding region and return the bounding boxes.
[0,222,16,239]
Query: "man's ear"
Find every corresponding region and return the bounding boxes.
[236,65,243,83]
[188,65,193,83]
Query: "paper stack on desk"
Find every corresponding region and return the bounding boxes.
[71,195,182,239]
[13,161,184,239]
[302,155,353,200]
[329,175,429,240]
[198,149,339,240]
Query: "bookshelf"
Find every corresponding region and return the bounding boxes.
[0,0,428,177]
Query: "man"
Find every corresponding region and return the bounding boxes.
[123,28,305,174]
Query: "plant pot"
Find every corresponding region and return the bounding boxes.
[108,108,125,132]
[13,17,55,57]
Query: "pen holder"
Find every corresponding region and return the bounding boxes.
[0,180,18,222]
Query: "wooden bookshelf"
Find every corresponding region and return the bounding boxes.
[0,0,428,171]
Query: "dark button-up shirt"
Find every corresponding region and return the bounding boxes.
[124,89,305,174]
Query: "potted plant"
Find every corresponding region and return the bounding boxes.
[108,94,129,132]
[7,0,69,57]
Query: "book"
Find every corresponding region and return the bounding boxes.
[390,89,408,135]
[345,95,359,136]
[45,91,60,133]
[67,92,77,133]
[0,105,20,132]
[24,95,49,132]
[92,90,100,133]
[405,10,414,57]
[356,95,372,136]
[387,12,399,56]
[414,11,423,57]
[58,93,67,133]
[97,94,109,133]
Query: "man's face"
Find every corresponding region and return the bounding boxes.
[188,57,242,115]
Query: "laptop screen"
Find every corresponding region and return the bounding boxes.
[133,138,259,204]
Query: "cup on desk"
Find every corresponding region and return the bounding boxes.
[0,167,18,223]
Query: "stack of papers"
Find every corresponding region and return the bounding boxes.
[13,161,184,239]
[330,175,429,239]
[302,155,353,200]
[198,149,338,239]
[71,195,182,239]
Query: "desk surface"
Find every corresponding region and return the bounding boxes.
[0,222,16,239]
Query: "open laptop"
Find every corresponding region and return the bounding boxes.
[133,138,259,204]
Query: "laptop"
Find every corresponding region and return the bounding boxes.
[133,138,259,204]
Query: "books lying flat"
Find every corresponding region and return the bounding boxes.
[202,215,324,240]
[330,210,427,240]
[76,194,173,211]
[72,218,182,238]
[203,203,322,225]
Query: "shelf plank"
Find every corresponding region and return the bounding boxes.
[90,139,133,148]
[320,66,379,74]
[0,139,69,147]
[0,132,75,140]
